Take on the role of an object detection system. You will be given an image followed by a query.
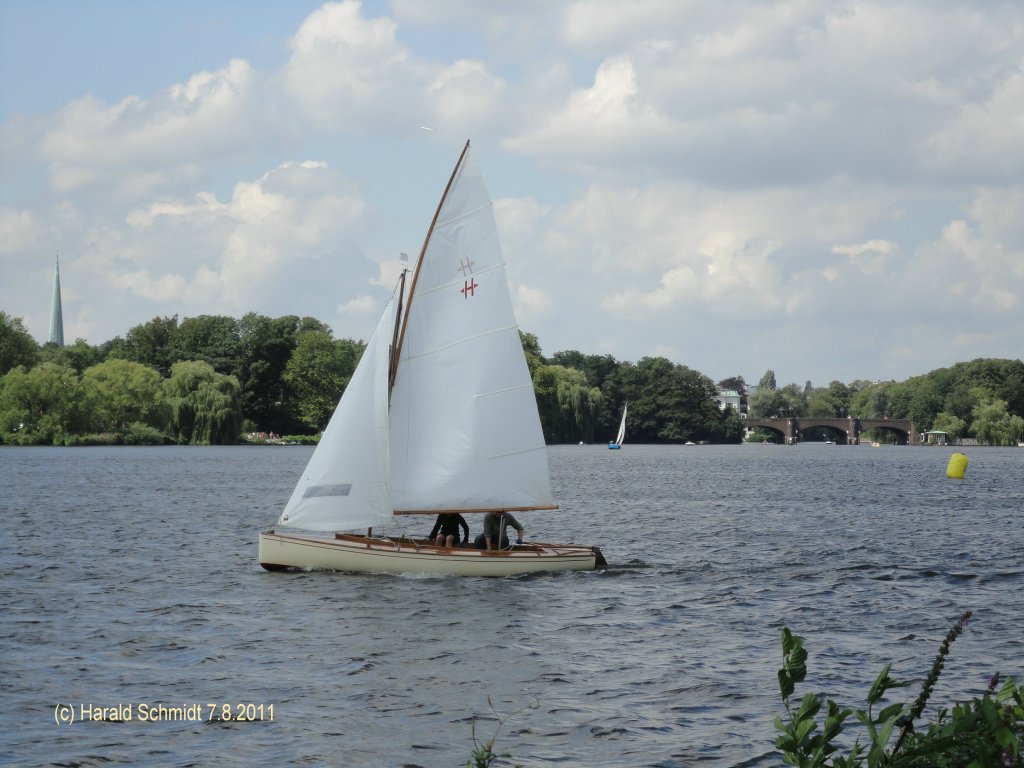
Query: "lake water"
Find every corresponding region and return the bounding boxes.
[1,443,1022,767]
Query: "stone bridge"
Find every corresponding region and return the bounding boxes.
[743,416,917,445]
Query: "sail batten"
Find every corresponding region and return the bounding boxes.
[400,323,520,362]
[394,505,558,516]
[485,445,551,460]
[476,382,537,399]
[436,200,493,228]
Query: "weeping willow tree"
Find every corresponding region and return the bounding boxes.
[533,364,603,443]
[163,360,242,445]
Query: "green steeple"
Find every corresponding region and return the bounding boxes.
[48,251,64,346]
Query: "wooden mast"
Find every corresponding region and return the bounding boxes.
[387,268,407,395]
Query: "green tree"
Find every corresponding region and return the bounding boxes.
[283,331,364,431]
[533,364,603,443]
[749,370,798,417]
[806,381,851,418]
[953,358,1024,417]
[942,381,983,423]
[750,382,806,418]
[162,360,242,444]
[39,338,104,373]
[520,331,544,378]
[170,315,241,376]
[620,357,721,442]
[972,397,1024,446]
[886,383,914,420]
[931,412,966,440]
[806,390,835,418]
[0,363,82,444]
[108,315,179,376]
[0,312,40,375]
[851,383,889,419]
[236,313,328,434]
[907,379,943,432]
[80,359,164,433]
[553,350,621,392]
[712,404,746,444]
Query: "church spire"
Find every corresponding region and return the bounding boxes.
[48,251,64,346]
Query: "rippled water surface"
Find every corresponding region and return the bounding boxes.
[2,444,1022,767]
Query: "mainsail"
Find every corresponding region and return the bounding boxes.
[389,144,554,513]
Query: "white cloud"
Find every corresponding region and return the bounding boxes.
[513,283,553,327]
[39,59,264,200]
[429,60,506,135]
[282,1,425,132]
[0,209,39,256]
[338,294,376,316]
[831,240,899,278]
[112,269,191,303]
[506,55,674,167]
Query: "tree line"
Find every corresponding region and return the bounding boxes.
[2,310,1021,446]
[740,362,1024,445]
[0,311,363,445]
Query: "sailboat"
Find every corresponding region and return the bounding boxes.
[258,141,606,576]
[608,403,627,449]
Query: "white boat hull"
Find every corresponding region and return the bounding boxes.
[259,531,604,576]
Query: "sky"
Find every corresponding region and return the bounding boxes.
[1,0,1022,388]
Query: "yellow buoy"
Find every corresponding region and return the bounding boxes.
[946,452,969,479]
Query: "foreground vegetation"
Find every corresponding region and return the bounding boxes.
[776,612,1023,767]
[463,613,1023,766]
[2,310,1022,446]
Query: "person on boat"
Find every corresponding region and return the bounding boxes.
[429,512,469,548]
[474,510,524,550]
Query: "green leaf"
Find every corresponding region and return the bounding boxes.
[796,693,822,721]
[867,663,892,705]
[878,702,907,723]
[796,717,818,742]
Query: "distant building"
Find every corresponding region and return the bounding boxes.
[716,389,742,415]
[48,252,64,346]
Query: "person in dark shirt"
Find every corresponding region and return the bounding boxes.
[473,510,524,550]
[429,512,469,548]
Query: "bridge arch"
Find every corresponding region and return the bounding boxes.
[858,419,914,445]
[794,418,855,444]
[742,416,916,445]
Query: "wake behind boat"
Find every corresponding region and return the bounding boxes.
[258,141,605,576]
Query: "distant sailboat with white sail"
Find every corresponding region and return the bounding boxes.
[608,403,627,449]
